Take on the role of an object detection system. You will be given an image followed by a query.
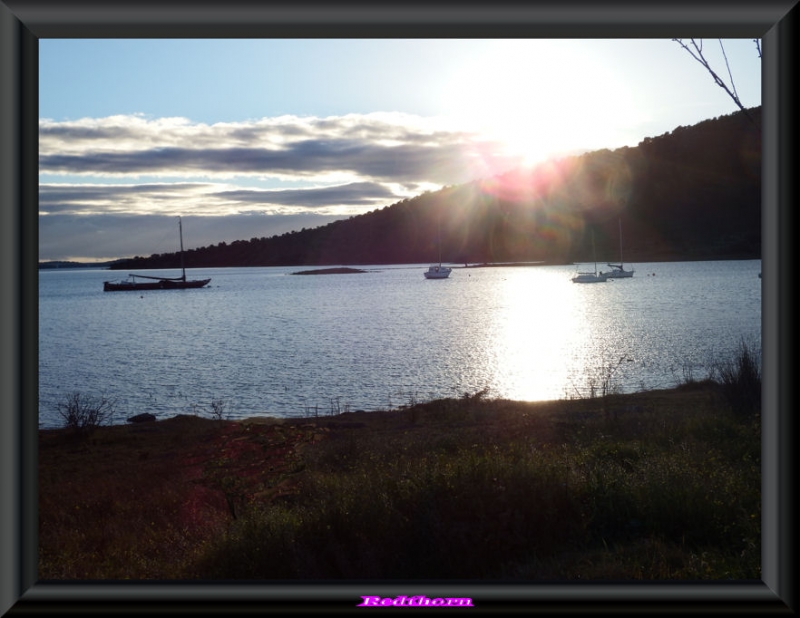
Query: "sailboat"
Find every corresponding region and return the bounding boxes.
[103,217,211,292]
[424,220,452,279]
[571,232,608,283]
[604,218,634,279]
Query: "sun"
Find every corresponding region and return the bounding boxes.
[441,40,643,166]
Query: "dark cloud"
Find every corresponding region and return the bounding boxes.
[39,183,208,206]
[39,124,140,141]
[216,182,395,207]
[39,117,517,186]
[39,183,214,216]
[39,180,395,214]
[40,139,504,186]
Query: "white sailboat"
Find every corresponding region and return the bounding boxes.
[604,218,634,279]
[424,220,452,279]
[424,263,452,279]
[572,232,608,284]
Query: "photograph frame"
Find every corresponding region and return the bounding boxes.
[1,1,795,614]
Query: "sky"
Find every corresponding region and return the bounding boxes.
[38,38,762,263]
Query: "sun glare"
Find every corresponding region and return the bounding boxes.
[442,41,643,166]
[487,268,581,402]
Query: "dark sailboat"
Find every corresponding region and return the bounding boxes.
[103,217,211,292]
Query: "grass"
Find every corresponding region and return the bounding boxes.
[39,386,760,581]
[39,348,761,581]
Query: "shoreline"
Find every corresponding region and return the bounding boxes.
[37,383,694,432]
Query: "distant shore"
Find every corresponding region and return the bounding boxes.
[39,254,761,271]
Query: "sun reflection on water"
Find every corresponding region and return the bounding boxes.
[483,268,589,402]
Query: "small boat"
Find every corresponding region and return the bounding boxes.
[604,263,634,278]
[572,232,607,284]
[424,219,452,279]
[424,264,452,279]
[571,270,608,284]
[604,218,634,279]
[103,217,211,292]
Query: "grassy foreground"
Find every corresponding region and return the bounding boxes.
[39,381,760,581]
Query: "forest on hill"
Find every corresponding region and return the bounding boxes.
[109,107,761,271]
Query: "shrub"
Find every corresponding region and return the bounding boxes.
[56,392,116,434]
[714,340,761,420]
[210,398,227,422]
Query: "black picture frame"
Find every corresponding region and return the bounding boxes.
[1,1,794,614]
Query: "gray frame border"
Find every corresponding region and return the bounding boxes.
[1,1,795,614]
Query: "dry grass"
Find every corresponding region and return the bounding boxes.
[39,382,760,581]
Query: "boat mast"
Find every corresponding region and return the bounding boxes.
[438,223,442,267]
[178,216,186,282]
[618,218,624,268]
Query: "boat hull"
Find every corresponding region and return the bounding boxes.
[605,264,634,279]
[571,272,608,283]
[424,266,452,279]
[103,278,211,292]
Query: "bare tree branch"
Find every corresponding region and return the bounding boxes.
[673,38,759,127]
[718,39,740,105]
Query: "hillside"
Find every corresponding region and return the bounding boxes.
[110,107,761,271]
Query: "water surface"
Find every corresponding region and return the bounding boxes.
[38,260,761,428]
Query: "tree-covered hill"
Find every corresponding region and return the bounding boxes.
[110,107,761,271]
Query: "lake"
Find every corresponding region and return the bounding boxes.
[38,260,762,428]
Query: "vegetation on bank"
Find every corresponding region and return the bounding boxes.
[39,345,761,581]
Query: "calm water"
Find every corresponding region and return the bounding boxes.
[38,260,762,428]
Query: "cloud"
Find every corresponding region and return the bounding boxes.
[40,180,398,217]
[216,181,396,207]
[39,113,521,184]
[38,112,526,260]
